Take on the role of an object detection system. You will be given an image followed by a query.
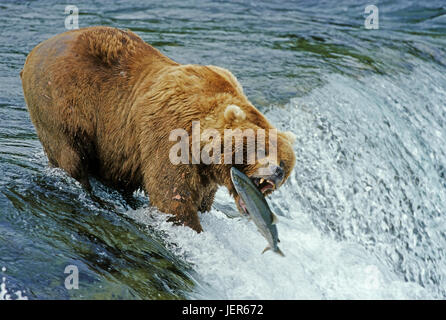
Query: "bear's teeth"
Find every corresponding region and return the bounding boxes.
[259,178,265,184]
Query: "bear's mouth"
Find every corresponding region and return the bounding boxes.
[237,177,275,215]
[252,177,276,194]
[230,166,285,217]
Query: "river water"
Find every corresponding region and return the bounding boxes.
[1,0,446,299]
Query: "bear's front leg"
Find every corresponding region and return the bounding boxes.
[144,176,203,232]
[166,196,203,233]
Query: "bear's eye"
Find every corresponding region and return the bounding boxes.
[279,160,285,169]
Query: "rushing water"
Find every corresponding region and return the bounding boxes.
[1,0,446,299]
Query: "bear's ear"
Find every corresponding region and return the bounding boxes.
[224,104,246,123]
[282,131,296,145]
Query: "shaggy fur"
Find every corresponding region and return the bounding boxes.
[21,26,296,232]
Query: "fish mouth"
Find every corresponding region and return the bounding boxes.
[237,177,276,215]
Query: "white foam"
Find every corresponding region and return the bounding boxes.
[0,268,28,300]
[126,188,432,299]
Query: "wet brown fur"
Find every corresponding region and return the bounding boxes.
[21,26,295,232]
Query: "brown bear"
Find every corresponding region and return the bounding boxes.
[21,26,296,232]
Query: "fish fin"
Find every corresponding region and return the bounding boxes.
[271,213,279,225]
[262,246,271,254]
[276,247,285,257]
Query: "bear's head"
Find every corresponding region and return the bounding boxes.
[216,103,296,215]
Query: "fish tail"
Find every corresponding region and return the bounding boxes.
[261,246,285,257]
[261,246,270,254]
[276,247,285,257]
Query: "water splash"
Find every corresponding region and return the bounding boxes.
[126,195,432,299]
[265,61,446,298]
[0,267,28,300]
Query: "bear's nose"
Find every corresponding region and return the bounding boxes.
[275,165,284,179]
[269,164,284,186]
